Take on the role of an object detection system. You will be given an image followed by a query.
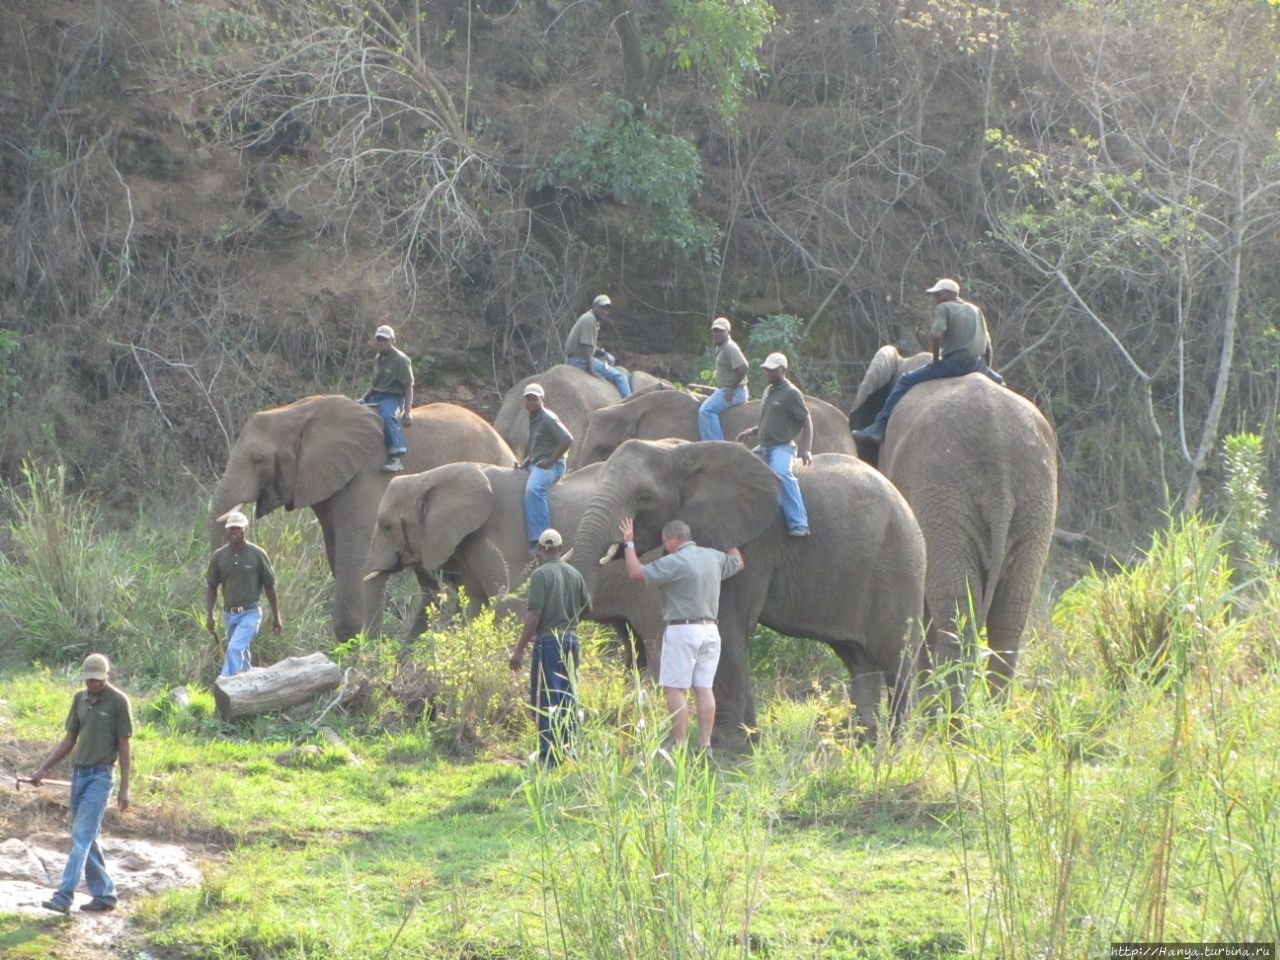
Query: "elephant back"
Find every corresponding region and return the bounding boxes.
[403,403,515,473]
[494,365,622,463]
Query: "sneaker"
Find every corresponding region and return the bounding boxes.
[788,527,811,538]
[41,898,70,915]
[383,458,405,473]
[79,898,116,912]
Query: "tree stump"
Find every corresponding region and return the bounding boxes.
[213,653,342,721]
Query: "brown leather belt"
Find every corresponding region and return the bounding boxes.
[666,618,716,626]
[225,604,259,614]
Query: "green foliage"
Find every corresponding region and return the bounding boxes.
[645,0,777,126]
[1220,432,1272,578]
[534,96,722,260]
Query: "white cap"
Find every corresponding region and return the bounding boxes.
[224,510,250,529]
[375,324,395,339]
[592,294,612,308]
[537,529,563,548]
[925,278,960,294]
[710,317,731,332]
[760,352,788,370]
[523,382,545,398]
[82,653,110,681]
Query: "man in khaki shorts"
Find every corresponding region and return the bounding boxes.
[619,517,743,750]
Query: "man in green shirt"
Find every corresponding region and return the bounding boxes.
[735,352,813,537]
[852,278,1004,445]
[32,653,133,914]
[509,528,592,765]
[359,323,415,472]
[620,517,743,750]
[564,294,631,398]
[698,316,749,440]
[517,383,574,551]
[205,511,283,676]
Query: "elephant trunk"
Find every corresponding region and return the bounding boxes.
[570,494,625,600]
[210,453,258,550]
[362,570,390,639]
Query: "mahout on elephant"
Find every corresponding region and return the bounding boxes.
[849,346,1058,704]
[494,365,667,464]
[363,460,664,664]
[576,389,857,468]
[210,395,515,641]
[571,439,927,744]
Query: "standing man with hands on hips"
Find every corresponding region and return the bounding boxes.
[206,510,283,676]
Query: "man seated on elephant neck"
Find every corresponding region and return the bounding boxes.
[697,316,749,441]
[359,323,415,473]
[735,352,813,538]
[564,294,631,399]
[517,384,573,553]
[852,278,1005,446]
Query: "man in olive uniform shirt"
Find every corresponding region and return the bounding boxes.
[697,316,749,440]
[32,653,133,914]
[360,323,415,472]
[517,383,574,549]
[564,293,631,398]
[852,277,1004,445]
[620,517,743,749]
[735,352,813,537]
[509,528,592,764]
[205,510,283,676]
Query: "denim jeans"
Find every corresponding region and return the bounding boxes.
[757,443,809,532]
[870,356,1005,434]
[51,765,116,907]
[566,355,631,398]
[366,391,407,455]
[530,631,580,764]
[697,385,747,440]
[221,607,262,676]
[524,460,566,543]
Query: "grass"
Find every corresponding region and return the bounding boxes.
[1,466,1278,957]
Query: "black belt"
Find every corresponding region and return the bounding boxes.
[666,618,716,626]
[226,604,259,614]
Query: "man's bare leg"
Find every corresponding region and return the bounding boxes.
[692,686,716,748]
[664,686,689,747]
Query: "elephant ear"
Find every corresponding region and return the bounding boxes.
[850,345,905,416]
[412,464,495,573]
[294,396,387,508]
[671,442,780,550]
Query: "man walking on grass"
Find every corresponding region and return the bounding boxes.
[32,653,132,914]
[206,510,283,676]
[620,516,743,751]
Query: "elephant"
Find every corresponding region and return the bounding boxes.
[363,461,664,661]
[494,365,669,464]
[571,439,927,744]
[575,388,859,468]
[210,395,516,641]
[848,345,1058,700]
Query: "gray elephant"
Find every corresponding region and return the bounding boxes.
[364,461,664,662]
[576,389,858,468]
[571,439,927,743]
[848,346,1058,698]
[210,395,515,641]
[494,365,669,464]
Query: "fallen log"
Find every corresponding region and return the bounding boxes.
[213,653,342,721]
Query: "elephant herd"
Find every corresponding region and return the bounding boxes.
[211,357,1057,743]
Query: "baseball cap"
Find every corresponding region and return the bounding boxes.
[224,510,250,529]
[375,324,395,340]
[592,294,612,308]
[523,382,545,398]
[925,278,960,294]
[710,317,731,332]
[760,352,789,370]
[537,529,563,548]
[82,653,110,681]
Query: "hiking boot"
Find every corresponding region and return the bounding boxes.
[383,458,405,473]
[850,426,885,445]
[41,898,70,915]
[79,898,116,912]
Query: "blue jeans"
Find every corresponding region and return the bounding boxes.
[51,765,116,907]
[222,607,262,676]
[366,391,407,455]
[871,356,1005,433]
[530,631,580,764]
[758,443,809,532]
[566,355,631,398]
[524,461,566,543]
[697,385,747,440]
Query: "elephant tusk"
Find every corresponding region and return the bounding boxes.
[600,542,620,565]
[215,503,247,524]
[362,570,384,582]
[561,547,574,563]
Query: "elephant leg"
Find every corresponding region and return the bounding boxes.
[708,610,756,749]
[828,643,883,742]
[409,569,434,639]
[982,563,1038,698]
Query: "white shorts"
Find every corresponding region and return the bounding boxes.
[658,623,721,690]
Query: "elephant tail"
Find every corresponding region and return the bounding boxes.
[979,504,1014,629]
